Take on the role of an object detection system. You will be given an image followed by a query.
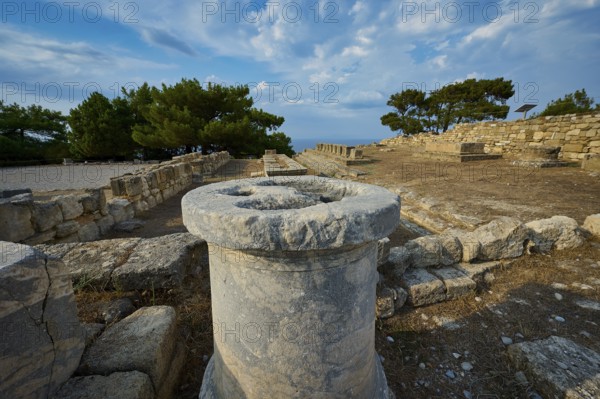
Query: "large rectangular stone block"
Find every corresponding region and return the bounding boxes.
[425,142,485,154]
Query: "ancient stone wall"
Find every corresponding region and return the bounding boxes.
[0,152,231,245]
[381,113,600,161]
[0,189,112,245]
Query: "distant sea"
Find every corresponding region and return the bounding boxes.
[291,138,382,153]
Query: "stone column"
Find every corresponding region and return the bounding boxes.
[182,176,399,399]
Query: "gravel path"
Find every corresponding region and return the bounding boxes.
[0,163,150,192]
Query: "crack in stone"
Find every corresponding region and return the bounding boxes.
[41,256,56,398]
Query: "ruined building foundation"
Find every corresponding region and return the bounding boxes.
[182,176,400,399]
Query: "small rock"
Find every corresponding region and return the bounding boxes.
[102,298,136,324]
[452,352,461,359]
[515,333,525,339]
[554,293,563,301]
[501,336,513,345]
[461,362,473,372]
[515,371,528,385]
[475,296,482,302]
[386,336,395,343]
[580,331,592,338]
[554,316,566,323]
[551,282,568,290]
[445,370,456,379]
[421,313,429,321]
[419,363,426,370]
[114,219,145,232]
[463,390,473,399]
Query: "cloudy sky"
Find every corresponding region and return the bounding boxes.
[1,0,599,148]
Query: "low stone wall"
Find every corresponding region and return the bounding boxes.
[0,189,113,245]
[0,152,231,245]
[381,113,600,161]
[376,215,592,316]
[316,143,363,159]
[110,151,231,215]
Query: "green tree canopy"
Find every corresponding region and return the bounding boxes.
[381,78,514,135]
[538,89,598,117]
[0,101,69,165]
[129,79,291,156]
[67,92,137,159]
[0,101,66,141]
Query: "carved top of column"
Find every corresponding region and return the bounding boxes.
[182,176,400,251]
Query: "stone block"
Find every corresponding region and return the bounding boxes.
[430,267,476,300]
[43,238,141,289]
[425,142,485,154]
[54,195,84,220]
[508,336,600,399]
[56,221,80,238]
[404,234,462,268]
[78,222,100,242]
[51,371,155,399]
[388,246,410,277]
[583,214,600,238]
[376,287,396,319]
[582,154,600,171]
[472,217,528,261]
[110,177,125,196]
[78,306,179,397]
[377,237,391,267]
[32,201,64,232]
[108,198,134,223]
[111,233,207,291]
[401,268,446,307]
[95,214,115,236]
[562,143,584,153]
[124,176,143,197]
[80,189,106,214]
[0,198,34,242]
[525,216,584,252]
[22,229,57,245]
[0,242,84,398]
[454,261,502,284]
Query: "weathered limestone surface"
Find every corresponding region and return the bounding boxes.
[388,246,410,277]
[0,195,34,241]
[508,336,600,399]
[37,233,207,291]
[583,214,600,238]
[454,261,502,284]
[526,216,584,252]
[183,177,400,251]
[471,217,528,260]
[183,176,399,399]
[377,237,391,267]
[430,267,476,299]
[404,234,462,268]
[400,268,446,307]
[52,371,155,399]
[582,154,600,171]
[39,238,142,289]
[0,242,84,399]
[54,195,84,220]
[111,233,207,291]
[78,306,182,399]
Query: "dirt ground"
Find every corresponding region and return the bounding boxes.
[74,152,600,399]
[358,145,600,226]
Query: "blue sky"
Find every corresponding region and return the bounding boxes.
[1,0,599,147]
